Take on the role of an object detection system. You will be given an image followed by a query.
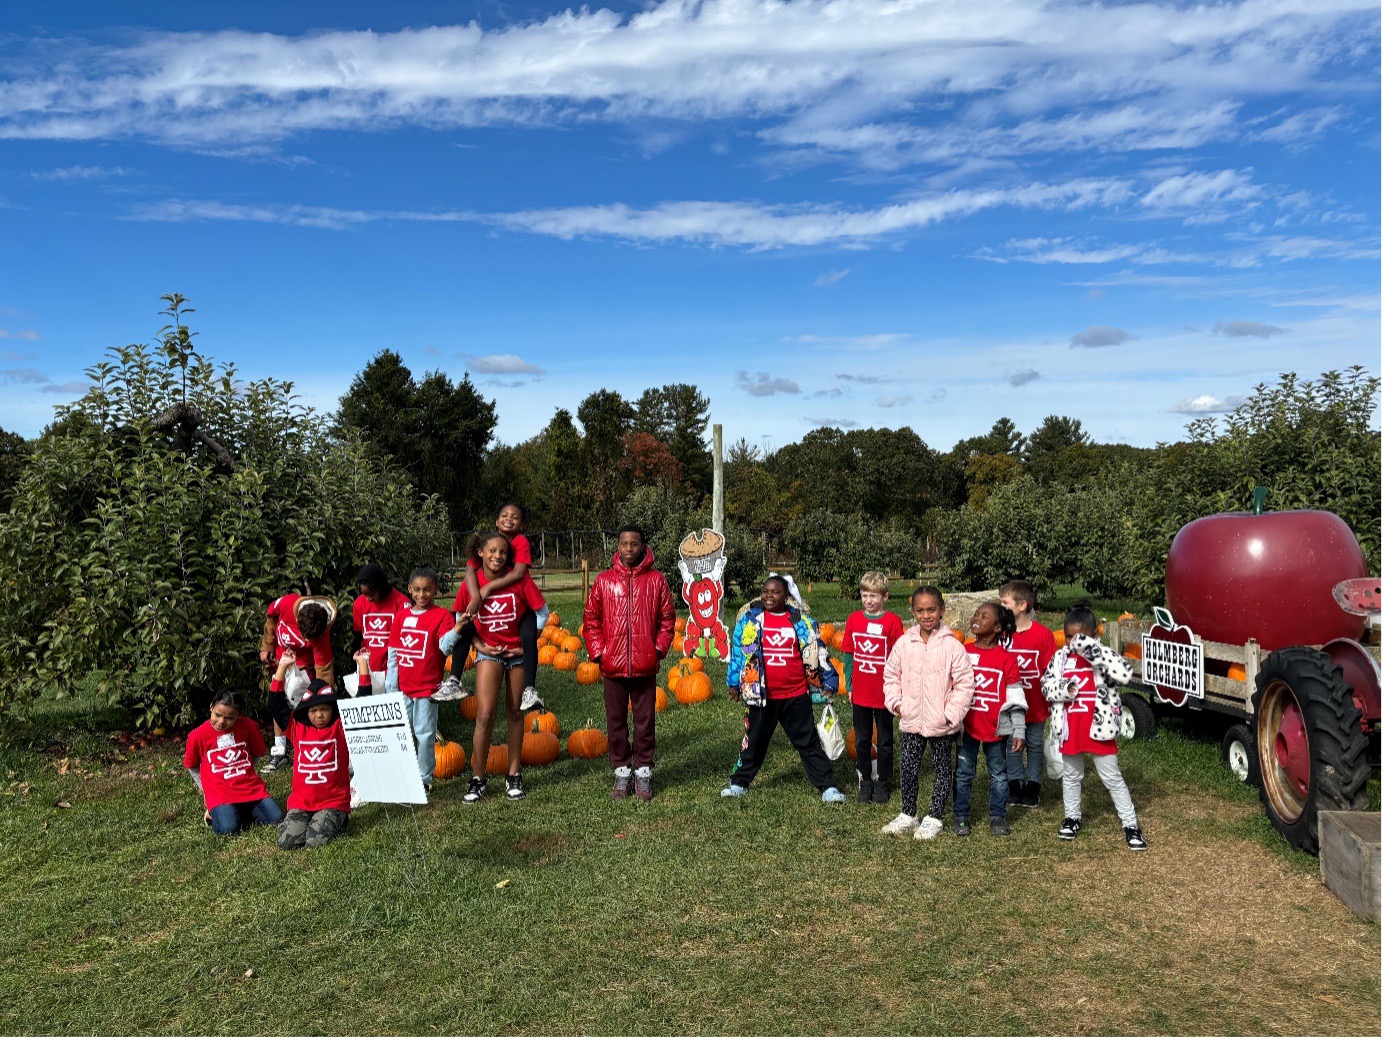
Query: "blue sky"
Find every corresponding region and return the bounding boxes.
[1,0,1379,452]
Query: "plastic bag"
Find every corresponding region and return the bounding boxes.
[283,664,311,706]
[817,703,846,760]
[342,670,387,697]
[1045,706,1066,780]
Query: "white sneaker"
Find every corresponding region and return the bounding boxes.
[432,677,467,702]
[913,815,944,840]
[880,813,919,836]
[519,687,543,711]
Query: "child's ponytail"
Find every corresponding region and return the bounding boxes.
[1064,598,1097,632]
[987,601,1018,644]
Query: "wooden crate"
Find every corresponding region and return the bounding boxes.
[1319,811,1381,922]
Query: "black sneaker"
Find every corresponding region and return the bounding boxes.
[953,818,971,837]
[1007,780,1022,806]
[1057,817,1082,840]
[1018,781,1041,808]
[463,775,486,803]
[990,817,1011,837]
[505,773,525,801]
[872,783,890,805]
[857,778,874,804]
[1124,825,1148,851]
[260,751,288,774]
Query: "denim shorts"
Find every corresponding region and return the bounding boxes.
[476,651,524,669]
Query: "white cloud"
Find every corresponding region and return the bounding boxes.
[810,388,844,398]
[1009,369,1041,387]
[1140,169,1264,220]
[31,165,134,181]
[0,0,1368,173]
[1171,393,1245,414]
[737,370,800,396]
[1070,325,1130,348]
[804,416,859,428]
[814,268,851,286]
[792,333,908,351]
[2,367,48,384]
[1213,321,1288,338]
[464,353,544,374]
[0,329,40,341]
[875,394,911,408]
[835,372,889,384]
[1,368,88,395]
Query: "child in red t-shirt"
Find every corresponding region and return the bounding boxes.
[352,564,409,676]
[1042,600,1146,851]
[268,650,353,850]
[842,570,904,806]
[258,590,336,775]
[184,689,284,835]
[438,503,547,710]
[955,603,1026,837]
[386,566,463,792]
[454,532,550,804]
[999,579,1058,808]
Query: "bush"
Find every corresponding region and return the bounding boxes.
[0,302,450,726]
[786,509,924,597]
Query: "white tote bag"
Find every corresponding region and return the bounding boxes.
[1045,706,1066,780]
[817,703,846,761]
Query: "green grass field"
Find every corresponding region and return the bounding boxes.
[1,588,1378,1035]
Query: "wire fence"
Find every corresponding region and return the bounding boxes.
[450,528,784,572]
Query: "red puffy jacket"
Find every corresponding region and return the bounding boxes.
[582,547,676,678]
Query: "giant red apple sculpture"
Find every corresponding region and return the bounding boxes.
[1166,505,1368,651]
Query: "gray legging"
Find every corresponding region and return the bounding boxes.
[1061,753,1138,827]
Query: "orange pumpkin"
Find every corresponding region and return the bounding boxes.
[1123,644,1143,660]
[460,698,479,721]
[655,687,670,712]
[950,627,966,642]
[1053,630,1067,649]
[674,616,687,633]
[537,644,558,666]
[560,635,583,654]
[465,649,476,670]
[553,650,578,671]
[830,657,845,684]
[537,634,550,649]
[675,671,713,704]
[1228,664,1248,683]
[678,656,705,674]
[567,721,608,759]
[485,742,511,775]
[846,724,879,761]
[548,611,561,628]
[434,738,467,780]
[819,623,837,645]
[525,710,560,736]
[521,729,560,766]
[444,654,452,673]
[576,661,601,685]
[542,625,560,643]
[1117,611,1137,623]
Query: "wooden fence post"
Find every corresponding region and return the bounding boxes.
[582,559,590,605]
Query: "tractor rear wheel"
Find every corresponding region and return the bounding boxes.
[1119,691,1158,741]
[1252,648,1370,854]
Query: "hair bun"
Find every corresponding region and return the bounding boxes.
[1071,598,1094,611]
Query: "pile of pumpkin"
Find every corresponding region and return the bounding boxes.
[432,708,616,779]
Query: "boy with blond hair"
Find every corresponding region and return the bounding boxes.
[998,579,1057,808]
[843,571,905,804]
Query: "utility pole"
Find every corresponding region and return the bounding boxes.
[711,423,724,534]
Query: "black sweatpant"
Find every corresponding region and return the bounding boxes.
[900,731,954,820]
[450,611,539,689]
[730,694,837,791]
[851,704,895,789]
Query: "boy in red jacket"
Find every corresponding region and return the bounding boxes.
[582,526,676,801]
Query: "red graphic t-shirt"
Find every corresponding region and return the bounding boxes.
[286,716,352,813]
[1007,621,1057,724]
[467,532,533,571]
[844,610,905,709]
[268,593,333,675]
[760,611,808,700]
[1058,651,1116,757]
[184,717,270,810]
[388,605,456,698]
[452,571,546,651]
[964,644,1023,742]
[353,588,410,671]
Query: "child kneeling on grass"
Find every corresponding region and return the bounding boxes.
[184,689,284,835]
[268,650,354,850]
[722,575,846,804]
[1042,599,1147,851]
[880,586,974,840]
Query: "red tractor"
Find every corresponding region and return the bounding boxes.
[1111,501,1380,854]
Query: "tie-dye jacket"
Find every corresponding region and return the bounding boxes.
[726,596,839,707]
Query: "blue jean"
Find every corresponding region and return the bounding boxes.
[956,733,1009,821]
[1006,720,1046,786]
[406,696,438,784]
[209,796,284,835]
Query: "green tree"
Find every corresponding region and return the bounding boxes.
[0,301,450,726]
[1024,415,1090,483]
[0,426,29,510]
[634,383,711,493]
[577,389,634,525]
[544,409,585,529]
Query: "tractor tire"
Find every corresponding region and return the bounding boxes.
[1119,691,1158,741]
[1221,723,1260,788]
[1252,647,1370,854]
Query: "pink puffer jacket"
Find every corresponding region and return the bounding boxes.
[883,626,975,737]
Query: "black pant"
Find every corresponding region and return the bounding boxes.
[450,611,539,689]
[730,694,837,791]
[851,704,895,789]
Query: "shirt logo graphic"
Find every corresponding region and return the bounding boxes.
[363,613,392,647]
[1013,648,1040,681]
[482,594,518,629]
[851,634,886,675]
[763,627,795,667]
[969,664,1003,713]
[393,629,430,668]
[297,740,339,784]
[207,741,251,780]
[276,620,307,650]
